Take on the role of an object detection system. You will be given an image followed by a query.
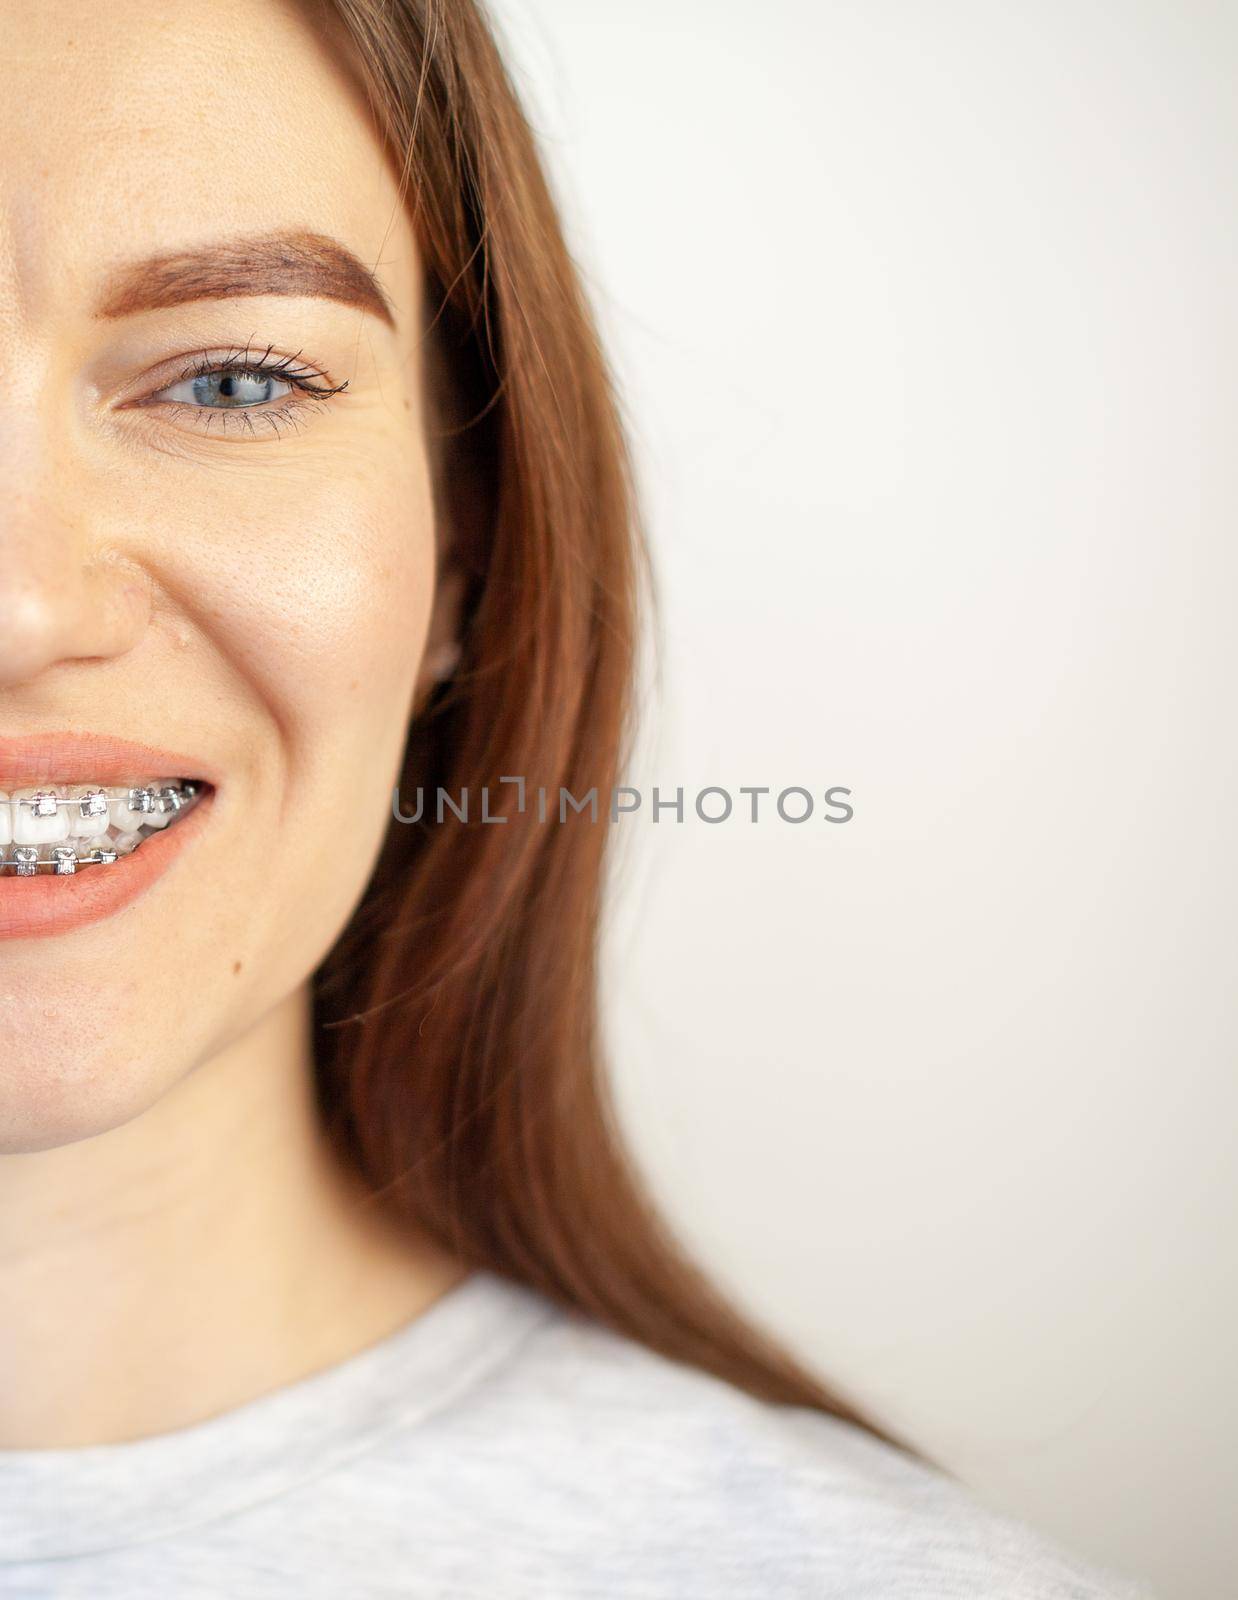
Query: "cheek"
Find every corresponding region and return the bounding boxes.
[173,453,436,781]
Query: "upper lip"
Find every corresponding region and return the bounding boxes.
[0,732,219,790]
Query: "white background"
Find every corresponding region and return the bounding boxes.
[489,4,1236,1595]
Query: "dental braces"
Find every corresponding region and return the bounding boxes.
[0,780,203,876]
[3,844,122,875]
[11,779,201,819]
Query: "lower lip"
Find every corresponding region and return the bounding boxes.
[0,790,214,942]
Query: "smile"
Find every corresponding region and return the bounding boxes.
[0,781,205,874]
[0,736,222,941]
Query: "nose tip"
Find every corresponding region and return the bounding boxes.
[0,555,151,689]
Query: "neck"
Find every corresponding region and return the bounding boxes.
[0,987,465,1448]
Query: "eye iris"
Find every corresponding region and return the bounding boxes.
[192,370,280,407]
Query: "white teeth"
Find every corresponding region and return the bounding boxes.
[12,788,70,845]
[1,780,202,873]
[107,786,152,832]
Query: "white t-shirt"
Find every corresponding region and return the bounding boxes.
[0,1267,1155,1597]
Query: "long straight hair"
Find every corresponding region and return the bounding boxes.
[311,0,914,1455]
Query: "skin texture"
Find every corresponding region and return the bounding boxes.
[0,0,467,1445]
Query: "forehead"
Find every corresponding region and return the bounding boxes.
[0,0,418,320]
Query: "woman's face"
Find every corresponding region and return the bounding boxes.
[0,0,439,1150]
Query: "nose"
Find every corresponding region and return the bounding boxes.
[0,477,150,691]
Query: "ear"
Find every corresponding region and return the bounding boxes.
[413,561,468,711]
[412,280,486,714]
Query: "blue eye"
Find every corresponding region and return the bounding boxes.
[135,346,350,440]
[153,368,294,408]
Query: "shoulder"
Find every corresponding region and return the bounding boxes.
[460,1299,1155,1600]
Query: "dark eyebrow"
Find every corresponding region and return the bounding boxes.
[95,229,396,328]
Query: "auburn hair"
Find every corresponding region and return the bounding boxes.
[311,0,915,1456]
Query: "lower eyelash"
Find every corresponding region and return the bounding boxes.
[166,394,336,438]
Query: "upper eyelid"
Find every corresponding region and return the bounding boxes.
[174,342,327,380]
[117,337,333,385]
[165,344,337,387]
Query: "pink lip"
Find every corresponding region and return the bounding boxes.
[0,731,221,790]
[0,732,219,942]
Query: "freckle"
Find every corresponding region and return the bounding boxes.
[232,960,242,975]
[348,679,359,691]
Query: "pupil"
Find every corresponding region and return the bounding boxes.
[192,370,274,407]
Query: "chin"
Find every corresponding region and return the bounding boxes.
[0,1009,188,1154]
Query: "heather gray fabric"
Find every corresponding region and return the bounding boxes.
[0,1268,1155,1598]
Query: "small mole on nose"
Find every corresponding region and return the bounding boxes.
[232,960,243,976]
